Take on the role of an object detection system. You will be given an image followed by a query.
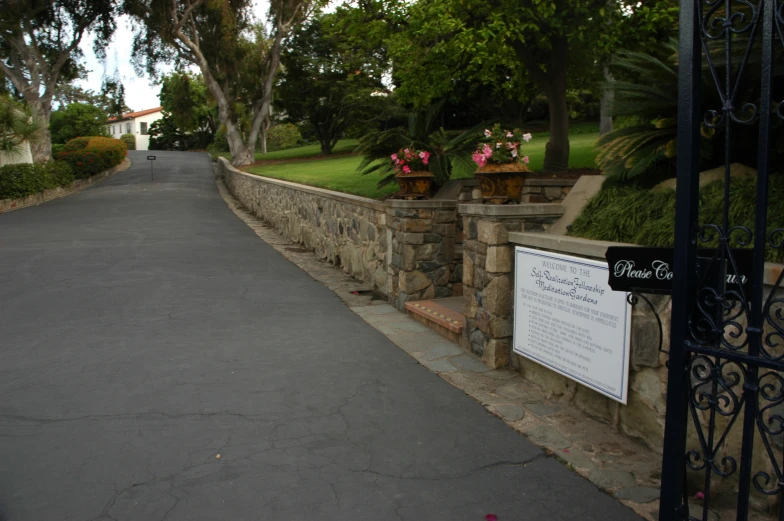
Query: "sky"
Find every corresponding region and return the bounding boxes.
[77,1,271,113]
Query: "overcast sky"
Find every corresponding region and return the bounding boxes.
[77,1,271,112]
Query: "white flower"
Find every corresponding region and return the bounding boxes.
[506,132,513,138]
[496,142,502,149]
[511,149,518,158]
[484,129,492,137]
[522,133,532,142]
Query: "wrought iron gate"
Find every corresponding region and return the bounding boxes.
[659,0,783,520]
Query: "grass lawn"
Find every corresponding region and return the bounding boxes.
[243,132,600,199]
[218,139,358,162]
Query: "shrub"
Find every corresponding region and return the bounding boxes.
[0,160,74,200]
[120,133,136,150]
[569,174,784,262]
[51,144,65,155]
[266,123,301,151]
[56,136,127,178]
[63,136,91,151]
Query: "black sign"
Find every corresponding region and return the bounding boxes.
[605,246,753,294]
[147,155,156,161]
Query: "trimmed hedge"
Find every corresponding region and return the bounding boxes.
[0,161,75,200]
[56,136,127,178]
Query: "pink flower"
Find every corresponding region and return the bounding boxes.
[390,153,397,161]
[472,152,487,167]
[506,132,513,138]
[484,129,492,137]
[485,515,498,521]
[422,158,429,165]
[522,133,532,142]
[403,165,411,173]
[482,143,493,158]
[522,156,530,164]
[511,149,518,158]
[695,492,705,501]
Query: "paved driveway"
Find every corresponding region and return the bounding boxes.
[0,151,640,520]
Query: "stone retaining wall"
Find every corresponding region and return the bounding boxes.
[219,158,389,295]
[218,159,463,308]
[522,179,576,203]
[460,204,565,369]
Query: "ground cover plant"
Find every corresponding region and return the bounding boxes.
[569,176,784,262]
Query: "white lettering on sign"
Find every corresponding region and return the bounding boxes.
[515,247,632,404]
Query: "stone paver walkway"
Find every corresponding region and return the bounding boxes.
[0,151,640,521]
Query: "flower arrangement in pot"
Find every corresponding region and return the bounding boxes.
[472,124,532,204]
[392,148,434,199]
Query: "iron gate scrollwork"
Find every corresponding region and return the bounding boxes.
[660,0,784,520]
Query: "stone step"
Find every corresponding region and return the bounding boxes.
[404,297,465,344]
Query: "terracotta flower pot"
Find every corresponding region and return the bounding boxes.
[396,171,434,199]
[474,163,529,204]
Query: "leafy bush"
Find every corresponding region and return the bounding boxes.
[51,144,65,155]
[56,136,127,178]
[49,103,108,144]
[120,133,136,150]
[0,161,74,200]
[266,123,301,151]
[63,136,91,151]
[569,174,784,262]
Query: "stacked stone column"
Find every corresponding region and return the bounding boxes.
[386,200,458,310]
[460,204,564,369]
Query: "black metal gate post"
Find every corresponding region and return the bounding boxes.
[659,0,783,520]
[660,0,703,518]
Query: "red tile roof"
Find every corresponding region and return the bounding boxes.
[108,106,163,122]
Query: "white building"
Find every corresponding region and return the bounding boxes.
[105,107,163,151]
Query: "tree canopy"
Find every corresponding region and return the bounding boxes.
[277,13,391,155]
[49,102,109,144]
[125,0,321,164]
[0,0,118,161]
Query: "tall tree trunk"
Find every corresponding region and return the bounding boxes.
[542,37,570,172]
[543,84,570,172]
[512,36,570,172]
[26,97,53,163]
[600,66,614,136]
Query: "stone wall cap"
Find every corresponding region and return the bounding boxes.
[510,231,784,286]
[509,231,627,259]
[526,179,579,187]
[218,157,386,212]
[386,199,458,209]
[458,203,564,217]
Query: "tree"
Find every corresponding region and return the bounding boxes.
[49,103,109,144]
[277,14,390,155]
[125,0,320,165]
[389,0,621,172]
[158,71,216,147]
[0,0,118,162]
[99,76,131,118]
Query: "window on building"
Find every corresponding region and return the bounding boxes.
[140,122,148,135]
[126,122,131,134]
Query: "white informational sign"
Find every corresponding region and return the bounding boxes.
[513,247,632,403]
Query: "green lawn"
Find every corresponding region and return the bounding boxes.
[218,139,358,162]
[244,132,600,199]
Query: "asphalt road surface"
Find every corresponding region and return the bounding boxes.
[0,151,640,520]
